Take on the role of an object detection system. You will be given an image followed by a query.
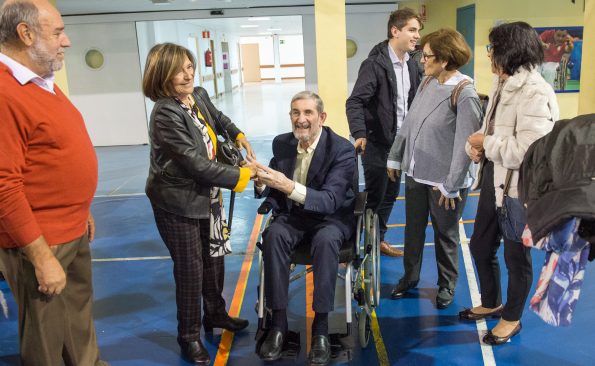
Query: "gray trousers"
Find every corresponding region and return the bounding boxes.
[0,235,102,366]
[401,176,468,290]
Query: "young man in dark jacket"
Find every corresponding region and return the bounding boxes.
[346,8,423,257]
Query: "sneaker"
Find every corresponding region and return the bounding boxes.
[436,287,454,309]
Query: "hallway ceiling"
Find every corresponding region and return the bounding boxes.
[55,0,399,16]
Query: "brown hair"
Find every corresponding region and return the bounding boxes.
[387,7,423,39]
[420,28,471,71]
[142,43,196,102]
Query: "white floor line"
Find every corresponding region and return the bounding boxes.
[94,192,146,198]
[459,221,497,366]
[92,256,170,262]
[391,243,435,248]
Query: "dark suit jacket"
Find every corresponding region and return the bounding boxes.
[346,40,422,149]
[257,126,357,238]
[146,87,243,219]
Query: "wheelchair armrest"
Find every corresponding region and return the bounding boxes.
[258,201,273,215]
[354,192,367,216]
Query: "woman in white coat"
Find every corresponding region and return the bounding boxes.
[460,22,559,345]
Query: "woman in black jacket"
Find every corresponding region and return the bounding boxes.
[142,43,256,365]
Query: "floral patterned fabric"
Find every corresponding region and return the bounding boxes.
[522,218,590,326]
[177,97,231,257]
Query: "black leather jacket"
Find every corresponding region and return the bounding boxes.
[146,87,244,219]
[519,114,595,242]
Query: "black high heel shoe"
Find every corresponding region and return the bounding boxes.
[178,339,210,365]
[203,316,249,333]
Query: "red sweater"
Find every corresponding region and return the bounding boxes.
[0,63,98,248]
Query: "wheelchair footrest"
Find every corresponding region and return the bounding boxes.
[329,332,354,363]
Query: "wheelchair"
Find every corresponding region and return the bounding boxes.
[254,179,381,361]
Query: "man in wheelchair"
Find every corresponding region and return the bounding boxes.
[249,91,357,365]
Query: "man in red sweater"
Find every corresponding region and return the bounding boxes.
[0,1,107,365]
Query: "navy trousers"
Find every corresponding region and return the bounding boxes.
[262,213,346,313]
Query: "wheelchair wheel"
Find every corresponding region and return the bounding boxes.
[363,209,381,308]
[358,309,372,348]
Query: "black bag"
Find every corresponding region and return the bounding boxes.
[217,137,243,166]
[497,169,526,242]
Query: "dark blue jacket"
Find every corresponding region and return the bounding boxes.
[346,40,422,148]
[257,126,356,238]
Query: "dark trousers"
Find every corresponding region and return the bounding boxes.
[0,235,101,366]
[152,204,227,343]
[401,176,468,290]
[262,214,344,313]
[362,143,400,242]
[469,161,533,321]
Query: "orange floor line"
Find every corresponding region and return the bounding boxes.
[213,214,263,366]
[305,265,314,354]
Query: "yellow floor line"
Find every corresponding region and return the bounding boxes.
[213,214,263,366]
[371,309,390,365]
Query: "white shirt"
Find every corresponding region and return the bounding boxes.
[0,52,56,94]
[287,129,322,204]
[387,45,410,131]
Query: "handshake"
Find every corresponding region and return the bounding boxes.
[242,156,296,195]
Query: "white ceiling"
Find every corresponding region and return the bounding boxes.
[184,16,304,36]
[55,0,398,16]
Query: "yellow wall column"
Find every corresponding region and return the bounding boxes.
[314,0,348,138]
[49,0,70,95]
[579,0,594,115]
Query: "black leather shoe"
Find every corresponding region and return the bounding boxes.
[459,306,503,321]
[436,287,454,309]
[258,329,284,361]
[179,339,210,365]
[391,281,416,299]
[483,322,522,345]
[308,335,330,366]
[203,316,249,333]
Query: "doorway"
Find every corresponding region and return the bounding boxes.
[457,4,476,78]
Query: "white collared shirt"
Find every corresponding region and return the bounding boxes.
[287,129,323,204]
[0,52,56,94]
[387,45,410,131]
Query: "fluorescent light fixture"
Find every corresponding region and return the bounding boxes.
[248,17,271,21]
[151,0,174,4]
[259,32,272,36]
[240,24,258,28]
[267,28,282,31]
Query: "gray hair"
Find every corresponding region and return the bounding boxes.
[291,91,324,114]
[0,1,40,46]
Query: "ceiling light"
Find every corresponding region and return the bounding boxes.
[248,17,271,21]
[267,28,282,31]
[150,0,174,4]
[259,32,272,36]
[240,24,258,28]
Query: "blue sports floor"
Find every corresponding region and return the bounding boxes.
[1,82,594,365]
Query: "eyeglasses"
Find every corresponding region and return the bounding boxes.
[422,52,436,61]
[486,44,493,52]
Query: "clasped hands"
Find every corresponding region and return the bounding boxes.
[467,133,485,163]
[243,156,295,195]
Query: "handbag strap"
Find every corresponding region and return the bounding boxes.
[502,83,518,198]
